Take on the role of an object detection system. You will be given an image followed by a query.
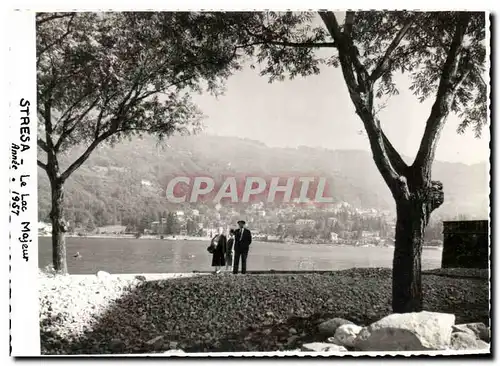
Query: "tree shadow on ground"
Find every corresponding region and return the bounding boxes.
[40,271,490,355]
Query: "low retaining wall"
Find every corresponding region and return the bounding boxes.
[441,220,489,270]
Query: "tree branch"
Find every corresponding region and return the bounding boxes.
[44,100,56,151]
[240,22,337,49]
[267,40,336,48]
[454,68,472,92]
[414,12,471,181]
[382,130,409,174]
[319,11,407,198]
[344,12,355,36]
[55,95,102,151]
[36,13,74,26]
[370,18,415,82]
[38,138,49,152]
[53,87,95,130]
[319,12,358,92]
[37,160,48,171]
[59,131,111,183]
[319,12,369,91]
[37,13,76,66]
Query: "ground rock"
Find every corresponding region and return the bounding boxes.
[452,323,490,343]
[109,338,124,352]
[318,318,354,336]
[326,336,343,346]
[146,335,165,350]
[334,324,363,347]
[135,275,147,281]
[354,311,455,351]
[477,340,490,349]
[164,349,185,354]
[450,332,490,350]
[301,342,347,352]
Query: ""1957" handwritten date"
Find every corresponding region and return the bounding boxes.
[11,191,29,217]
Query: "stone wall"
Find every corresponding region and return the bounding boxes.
[441,220,489,269]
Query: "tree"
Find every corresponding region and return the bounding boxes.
[186,218,197,235]
[276,224,284,237]
[137,216,149,235]
[36,12,245,273]
[165,213,179,235]
[224,11,486,312]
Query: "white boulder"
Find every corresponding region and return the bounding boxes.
[450,332,490,350]
[164,349,185,354]
[318,318,354,336]
[334,323,363,347]
[96,270,111,280]
[452,323,490,343]
[354,311,455,351]
[301,342,347,352]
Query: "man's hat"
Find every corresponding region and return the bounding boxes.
[237,220,246,225]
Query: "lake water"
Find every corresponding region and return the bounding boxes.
[38,237,443,274]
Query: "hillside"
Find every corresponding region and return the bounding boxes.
[37,134,489,228]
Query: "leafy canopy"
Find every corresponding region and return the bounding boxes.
[222,11,487,137]
[37,12,247,178]
[37,11,487,183]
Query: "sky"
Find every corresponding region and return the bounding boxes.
[191,47,489,166]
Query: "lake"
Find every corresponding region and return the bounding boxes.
[38,237,443,274]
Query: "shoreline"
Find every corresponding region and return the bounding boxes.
[41,268,488,280]
[38,234,442,250]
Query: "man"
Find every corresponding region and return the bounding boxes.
[233,220,252,274]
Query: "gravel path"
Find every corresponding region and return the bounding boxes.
[39,268,490,354]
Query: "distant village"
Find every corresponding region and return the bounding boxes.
[39,200,444,247]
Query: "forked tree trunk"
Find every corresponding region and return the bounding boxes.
[49,178,68,274]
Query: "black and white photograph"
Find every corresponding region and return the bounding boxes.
[7,4,492,358]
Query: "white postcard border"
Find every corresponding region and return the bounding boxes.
[9,10,39,357]
[5,3,494,359]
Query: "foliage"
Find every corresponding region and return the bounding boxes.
[37,12,247,169]
[36,12,248,186]
[165,212,179,235]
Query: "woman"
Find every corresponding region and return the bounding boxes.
[225,229,235,271]
[208,232,226,274]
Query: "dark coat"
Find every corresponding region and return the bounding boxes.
[211,234,226,267]
[226,237,234,262]
[234,228,252,252]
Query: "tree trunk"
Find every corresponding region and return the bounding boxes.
[50,179,68,274]
[391,179,444,313]
[392,199,427,313]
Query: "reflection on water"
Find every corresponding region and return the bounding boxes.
[38,237,443,275]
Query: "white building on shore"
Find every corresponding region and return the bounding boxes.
[38,222,52,235]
